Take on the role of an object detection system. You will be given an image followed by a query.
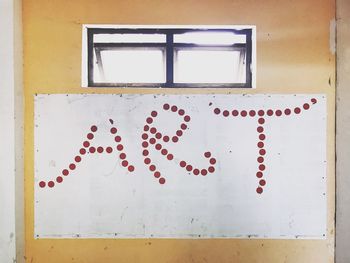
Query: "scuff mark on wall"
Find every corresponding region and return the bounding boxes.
[330,18,336,55]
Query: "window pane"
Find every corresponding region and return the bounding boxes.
[174,32,246,45]
[94,49,165,83]
[174,50,246,83]
[94,34,166,43]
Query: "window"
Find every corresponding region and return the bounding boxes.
[83,25,256,88]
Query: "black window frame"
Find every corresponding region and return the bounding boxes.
[87,27,253,88]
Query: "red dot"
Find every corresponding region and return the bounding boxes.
[155,132,162,139]
[144,125,149,131]
[154,171,161,178]
[167,154,173,160]
[110,127,117,134]
[223,110,229,117]
[208,166,215,173]
[284,108,291,115]
[181,124,187,130]
[180,161,186,167]
[176,130,183,137]
[144,158,151,164]
[117,144,124,151]
[143,150,149,156]
[163,136,170,142]
[142,141,149,148]
[62,169,69,176]
[259,179,266,186]
[257,156,264,163]
[39,181,46,188]
[258,118,265,124]
[142,133,148,140]
[232,110,239,116]
[91,125,97,132]
[186,165,193,171]
[249,110,256,117]
[106,147,113,153]
[259,164,266,171]
[210,158,216,165]
[87,133,94,140]
[259,149,266,155]
[214,108,221,115]
[267,110,273,116]
[83,141,90,148]
[75,156,81,162]
[56,176,63,183]
[171,105,178,112]
[89,147,96,153]
[257,142,264,148]
[120,153,126,159]
[241,110,247,117]
[48,181,55,188]
[155,144,162,150]
[311,98,317,104]
[150,127,157,134]
[256,187,263,194]
[163,103,170,110]
[97,147,104,153]
[294,107,301,114]
[146,117,153,124]
[159,177,166,184]
[257,126,264,133]
[69,163,76,170]
[178,109,185,116]
[184,115,191,122]
[114,136,121,142]
[122,160,128,167]
[149,165,156,171]
[161,149,168,155]
[151,111,158,117]
[204,152,211,158]
[149,138,156,144]
[259,134,266,140]
[275,110,282,116]
[258,110,265,116]
[128,165,135,172]
[193,169,200,175]
[201,169,208,176]
[303,103,310,110]
[172,136,179,143]
[256,171,263,178]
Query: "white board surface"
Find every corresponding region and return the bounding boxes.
[34,94,327,239]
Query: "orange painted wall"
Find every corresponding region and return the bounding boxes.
[23,0,335,262]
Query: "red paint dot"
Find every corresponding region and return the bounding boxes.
[171,105,178,112]
[120,153,126,159]
[143,150,149,156]
[201,169,208,176]
[150,127,157,134]
[149,138,156,144]
[259,164,266,171]
[311,98,317,104]
[106,147,113,153]
[172,136,179,143]
[178,109,185,116]
[146,117,153,124]
[167,154,174,160]
[91,125,97,132]
[151,111,158,117]
[257,156,264,163]
[232,110,239,116]
[163,103,170,110]
[144,125,149,131]
[144,158,151,164]
[267,110,273,116]
[303,103,310,110]
[83,141,90,148]
[149,165,156,171]
[142,141,149,148]
[258,118,265,124]
[128,165,135,172]
[39,181,46,188]
[214,108,221,115]
[257,126,264,133]
[210,158,216,165]
[97,147,104,153]
[163,136,170,142]
[294,107,301,114]
[256,171,263,178]
[181,124,187,130]
[258,110,265,116]
[159,177,166,184]
[184,115,191,122]
[155,144,162,150]
[69,163,76,170]
[155,132,162,139]
[249,110,256,117]
[117,144,124,151]
[87,133,94,140]
[56,176,63,183]
[180,161,186,167]
[223,110,229,117]
[176,130,183,137]
[122,160,128,167]
[259,179,266,186]
[284,108,291,115]
[259,149,266,155]
[142,133,148,140]
[259,134,266,140]
[48,181,55,188]
[161,149,168,155]
[257,142,264,148]
[256,187,263,194]
[75,156,81,162]
[114,136,121,142]
[186,165,193,171]
[208,166,215,173]
[193,169,200,175]
[241,110,247,117]
[110,127,117,134]
[89,147,96,153]
[154,171,161,178]
[275,110,282,116]
[62,169,69,176]
[204,152,211,158]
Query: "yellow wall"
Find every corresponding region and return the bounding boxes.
[23,0,335,262]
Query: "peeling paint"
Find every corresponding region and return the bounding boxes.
[330,18,336,55]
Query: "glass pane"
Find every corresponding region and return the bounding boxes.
[174,32,246,45]
[94,34,166,43]
[94,49,165,83]
[174,50,245,83]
